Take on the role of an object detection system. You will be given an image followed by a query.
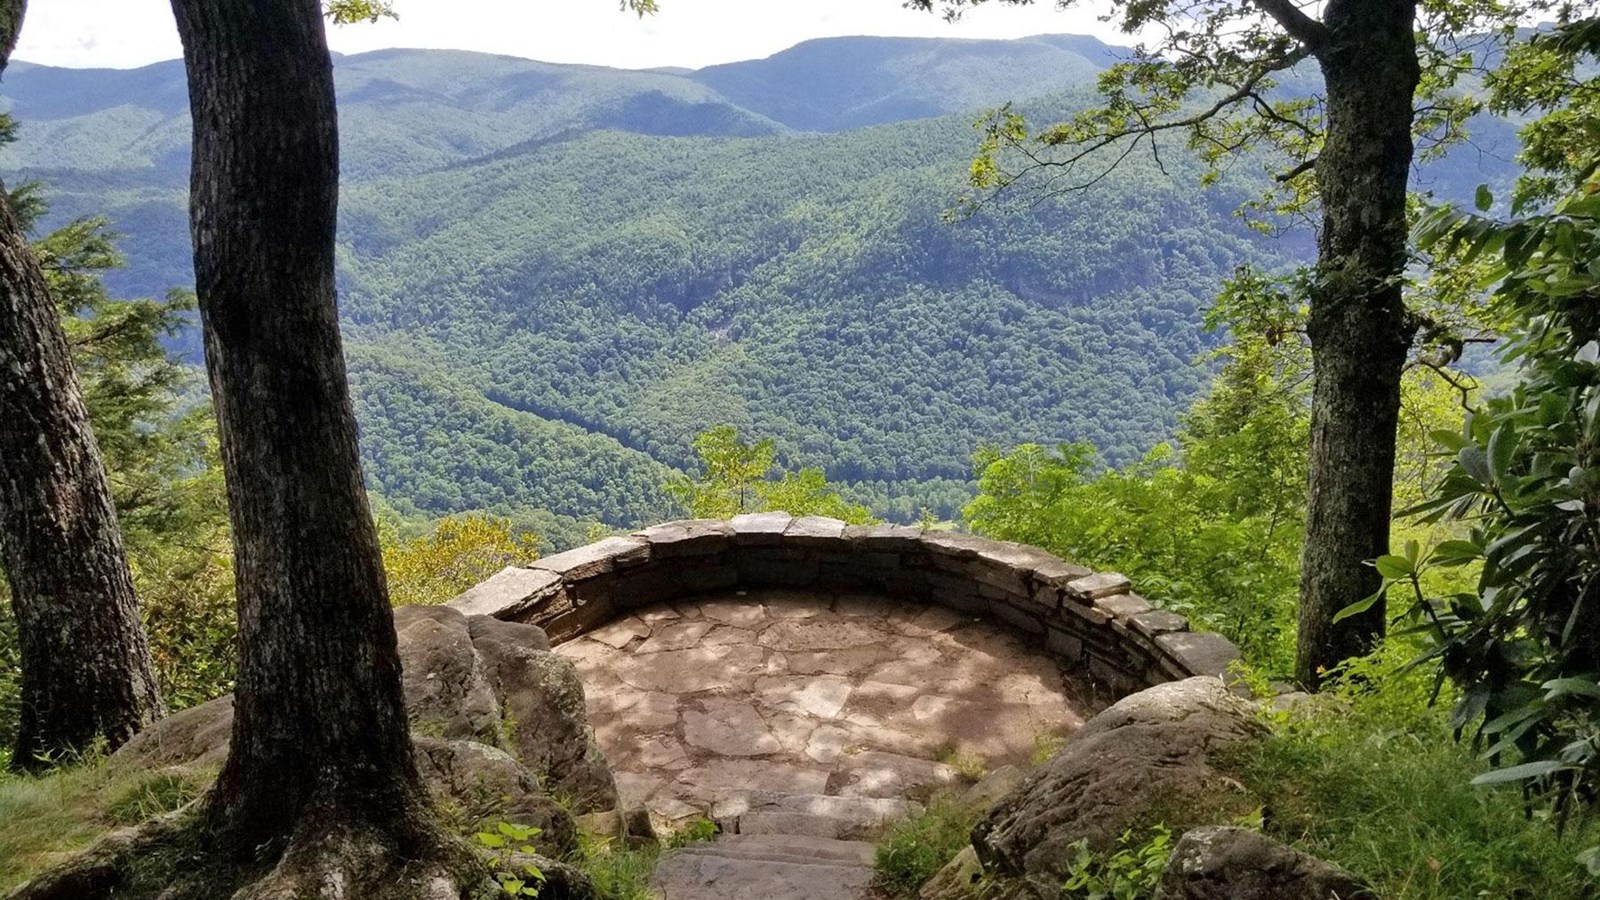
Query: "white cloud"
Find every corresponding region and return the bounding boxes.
[16,0,1124,70]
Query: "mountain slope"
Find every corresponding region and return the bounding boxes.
[0,35,1518,527]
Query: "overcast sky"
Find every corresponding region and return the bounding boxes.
[18,0,1124,70]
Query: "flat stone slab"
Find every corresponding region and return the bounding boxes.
[683,700,782,757]
[556,588,1094,820]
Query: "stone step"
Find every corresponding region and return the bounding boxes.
[652,834,876,900]
[712,790,919,841]
[681,833,876,866]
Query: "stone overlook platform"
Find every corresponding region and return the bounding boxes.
[445,513,1244,898]
[448,513,1241,697]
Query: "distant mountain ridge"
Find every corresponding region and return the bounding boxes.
[1,34,1120,181]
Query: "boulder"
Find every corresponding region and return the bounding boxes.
[1156,827,1374,900]
[973,677,1263,887]
[469,620,618,811]
[919,846,984,900]
[394,605,504,745]
[111,694,233,770]
[109,604,615,819]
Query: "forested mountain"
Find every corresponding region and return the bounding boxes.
[0,34,1510,530]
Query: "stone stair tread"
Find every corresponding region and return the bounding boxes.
[652,843,876,900]
[712,790,918,840]
[689,833,876,865]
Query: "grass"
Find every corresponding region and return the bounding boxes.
[1222,652,1600,900]
[0,760,213,891]
[873,794,982,898]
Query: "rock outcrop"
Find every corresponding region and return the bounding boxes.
[972,677,1263,887]
[1156,826,1374,900]
[108,604,616,853]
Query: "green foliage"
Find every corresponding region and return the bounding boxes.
[475,822,546,898]
[104,769,204,825]
[1382,179,1600,835]
[965,272,1310,672]
[380,511,540,607]
[916,0,1527,227]
[1484,18,1600,205]
[1060,826,1171,900]
[872,795,982,898]
[571,830,659,900]
[665,817,717,849]
[1225,648,1600,899]
[666,425,876,524]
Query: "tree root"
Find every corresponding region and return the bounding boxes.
[7,806,501,900]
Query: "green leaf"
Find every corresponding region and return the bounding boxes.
[1475,184,1494,212]
[1334,590,1383,623]
[1458,445,1492,485]
[1374,554,1414,579]
[1487,424,1518,482]
[1542,676,1600,698]
[1471,759,1565,785]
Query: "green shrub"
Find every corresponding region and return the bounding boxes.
[1060,825,1172,900]
[873,796,982,898]
[1225,649,1600,900]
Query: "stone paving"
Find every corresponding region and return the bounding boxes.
[554,587,1094,825]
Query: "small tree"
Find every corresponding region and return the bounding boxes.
[667,425,876,523]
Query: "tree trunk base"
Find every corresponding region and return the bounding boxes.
[8,802,493,900]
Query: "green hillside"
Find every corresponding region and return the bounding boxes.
[0,36,1508,528]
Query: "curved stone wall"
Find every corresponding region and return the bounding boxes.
[446,513,1241,697]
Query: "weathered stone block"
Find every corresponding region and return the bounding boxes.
[1094,592,1152,620]
[918,529,990,560]
[988,598,1045,636]
[542,596,617,645]
[1029,556,1092,588]
[678,564,739,593]
[1044,624,1084,660]
[843,523,926,552]
[1130,610,1188,638]
[634,519,733,557]
[736,549,821,586]
[606,568,685,609]
[531,535,649,580]
[730,511,793,546]
[1156,631,1242,678]
[1068,571,1133,601]
[447,566,563,620]
[784,515,849,547]
[1058,598,1113,627]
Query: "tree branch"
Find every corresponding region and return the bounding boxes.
[1251,0,1331,51]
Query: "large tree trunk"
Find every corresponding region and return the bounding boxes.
[168,0,450,882]
[1296,0,1420,689]
[0,0,163,770]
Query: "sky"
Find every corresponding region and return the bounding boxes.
[18,0,1123,71]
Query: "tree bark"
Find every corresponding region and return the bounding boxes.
[1296,0,1421,688]
[0,0,163,769]
[168,0,439,871]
